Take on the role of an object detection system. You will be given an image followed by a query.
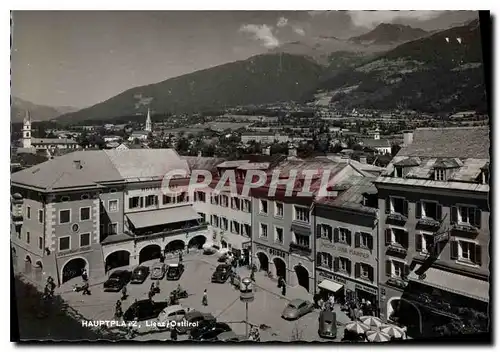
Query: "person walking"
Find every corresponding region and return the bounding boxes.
[121,285,128,300]
[178,251,183,264]
[170,327,178,341]
[81,268,88,282]
[281,282,286,296]
[202,289,208,306]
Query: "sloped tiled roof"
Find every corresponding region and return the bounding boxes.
[398,127,490,159]
[181,156,227,173]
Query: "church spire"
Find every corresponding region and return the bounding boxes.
[145,108,152,132]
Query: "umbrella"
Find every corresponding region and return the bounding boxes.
[366,330,391,342]
[345,321,370,334]
[380,325,405,339]
[360,316,383,328]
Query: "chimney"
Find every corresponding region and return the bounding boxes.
[73,160,82,169]
[263,146,271,156]
[403,132,414,146]
[288,146,297,158]
[359,156,367,164]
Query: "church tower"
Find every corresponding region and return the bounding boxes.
[22,110,32,148]
[145,108,152,132]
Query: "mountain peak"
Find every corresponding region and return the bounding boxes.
[349,23,428,45]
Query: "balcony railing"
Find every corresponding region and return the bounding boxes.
[451,223,479,235]
[416,217,441,230]
[130,223,209,240]
[386,212,408,225]
[289,242,312,256]
[386,277,408,290]
[386,243,408,256]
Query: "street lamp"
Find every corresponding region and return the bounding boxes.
[240,277,254,338]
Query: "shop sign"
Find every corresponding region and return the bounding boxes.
[57,246,93,258]
[317,270,347,285]
[355,283,378,296]
[255,243,286,259]
[335,246,370,259]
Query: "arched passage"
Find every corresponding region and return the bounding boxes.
[273,257,287,282]
[24,255,32,275]
[387,297,423,336]
[34,261,43,282]
[61,257,88,283]
[105,250,130,272]
[294,265,310,292]
[165,240,185,254]
[256,252,269,272]
[188,235,206,249]
[139,244,162,264]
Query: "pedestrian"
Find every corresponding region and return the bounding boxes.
[281,283,286,296]
[81,268,88,282]
[178,251,183,263]
[160,254,165,263]
[329,294,335,307]
[202,289,208,306]
[250,268,255,282]
[170,327,178,341]
[150,282,155,294]
[277,276,282,288]
[240,254,245,267]
[186,246,190,254]
[82,281,91,295]
[148,290,154,301]
[121,285,128,300]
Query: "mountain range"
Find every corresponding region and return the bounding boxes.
[47,20,488,122]
[11,97,78,123]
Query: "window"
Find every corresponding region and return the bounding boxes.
[198,212,206,222]
[338,257,350,273]
[163,195,174,205]
[275,226,284,244]
[26,231,30,244]
[318,252,333,269]
[38,209,44,223]
[59,209,71,224]
[220,195,229,207]
[394,167,403,178]
[80,207,91,221]
[388,197,407,215]
[195,191,206,202]
[459,241,473,261]
[221,217,228,231]
[59,236,70,251]
[259,200,268,215]
[320,224,333,242]
[242,200,251,212]
[416,233,435,254]
[385,228,408,247]
[391,260,406,279]
[294,233,310,248]
[232,197,240,210]
[243,224,251,237]
[109,223,118,235]
[294,206,309,223]
[231,221,240,234]
[26,206,31,219]
[81,194,90,200]
[38,236,43,249]
[275,202,284,217]
[145,195,158,207]
[211,215,219,228]
[177,192,188,203]
[456,205,480,226]
[416,201,442,220]
[211,195,219,205]
[356,232,372,249]
[337,228,351,244]
[129,196,141,208]
[360,263,370,279]
[108,199,119,212]
[80,233,91,247]
[435,168,446,181]
[259,223,268,238]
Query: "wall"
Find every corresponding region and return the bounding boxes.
[99,188,125,238]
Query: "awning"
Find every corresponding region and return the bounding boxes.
[126,206,201,229]
[318,279,344,292]
[409,265,489,302]
[291,224,311,236]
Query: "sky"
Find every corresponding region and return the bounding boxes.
[11,10,478,109]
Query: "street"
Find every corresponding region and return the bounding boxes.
[53,250,350,341]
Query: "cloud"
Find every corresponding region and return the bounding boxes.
[293,26,306,36]
[347,10,444,28]
[239,24,280,48]
[277,16,288,28]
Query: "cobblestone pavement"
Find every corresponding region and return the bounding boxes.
[54,251,352,342]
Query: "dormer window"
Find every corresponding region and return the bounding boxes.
[435,168,446,181]
[394,167,403,178]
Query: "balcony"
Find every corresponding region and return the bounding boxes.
[416,217,441,231]
[386,277,408,290]
[451,223,479,236]
[289,242,312,256]
[386,243,408,257]
[386,212,408,226]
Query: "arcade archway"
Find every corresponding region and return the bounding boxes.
[188,235,206,249]
[105,250,130,272]
[294,265,310,292]
[165,240,185,254]
[273,257,287,282]
[256,252,269,272]
[139,244,162,263]
[61,257,88,283]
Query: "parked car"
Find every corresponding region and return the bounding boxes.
[130,266,150,284]
[156,305,188,330]
[103,270,131,292]
[202,242,220,255]
[190,321,231,340]
[166,263,185,281]
[281,299,314,320]
[318,310,337,339]
[123,299,169,322]
[197,327,231,342]
[211,264,232,283]
[175,311,215,335]
[215,331,246,342]
[151,262,167,280]
[217,250,233,263]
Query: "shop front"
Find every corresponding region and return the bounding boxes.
[316,269,378,306]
